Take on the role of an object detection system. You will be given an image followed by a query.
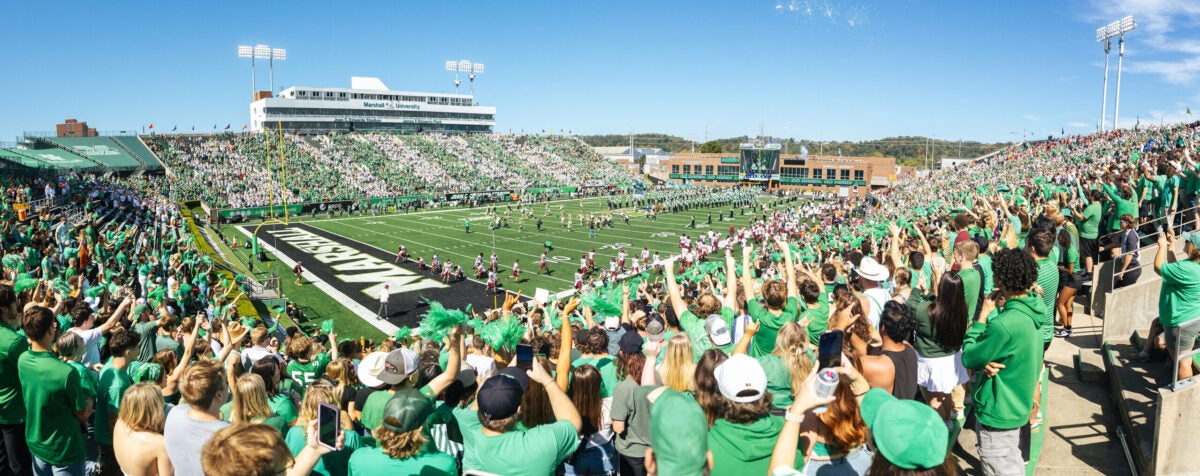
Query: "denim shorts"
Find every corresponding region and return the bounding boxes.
[800,446,873,476]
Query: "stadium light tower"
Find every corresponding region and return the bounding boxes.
[1097,16,1135,130]
[446,59,485,97]
[237,45,256,96]
[269,47,286,94]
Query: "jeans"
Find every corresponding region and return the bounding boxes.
[976,422,1024,476]
[30,457,84,476]
[800,446,873,476]
[0,422,31,476]
[616,453,645,476]
[559,441,616,476]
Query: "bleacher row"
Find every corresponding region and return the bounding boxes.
[0,136,164,171]
[144,132,638,208]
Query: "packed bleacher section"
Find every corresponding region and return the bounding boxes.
[146,132,638,208]
[0,122,1198,476]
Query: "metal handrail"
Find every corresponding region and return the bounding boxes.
[1171,347,1199,391]
[1109,215,1199,287]
[1098,203,1200,242]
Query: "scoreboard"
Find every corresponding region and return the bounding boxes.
[740,143,781,180]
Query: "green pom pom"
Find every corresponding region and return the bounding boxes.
[581,293,621,318]
[2,254,23,271]
[51,278,71,297]
[13,275,37,294]
[418,301,470,342]
[479,317,525,351]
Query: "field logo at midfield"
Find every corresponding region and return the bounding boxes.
[265,227,447,296]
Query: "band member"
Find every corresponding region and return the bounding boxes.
[511,260,521,280]
[441,260,454,282]
[293,263,304,286]
[538,251,548,274]
[485,270,499,294]
[490,252,499,271]
[574,271,584,291]
[417,256,429,271]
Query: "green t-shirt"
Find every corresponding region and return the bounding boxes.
[286,422,363,476]
[0,322,28,425]
[133,320,159,363]
[977,254,995,295]
[269,393,299,425]
[747,296,799,357]
[19,350,88,466]
[347,446,456,476]
[360,385,438,435]
[610,377,653,458]
[156,334,183,359]
[756,354,793,408]
[94,361,134,445]
[908,292,956,358]
[572,355,618,398]
[287,352,332,393]
[1158,260,1200,328]
[1153,174,1181,210]
[1036,252,1060,343]
[454,407,579,476]
[801,300,829,346]
[679,306,736,358]
[67,361,97,401]
[960,266,982,320]
[1080,202,1099,239]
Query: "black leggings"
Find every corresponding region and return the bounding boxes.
[0,422,31,476]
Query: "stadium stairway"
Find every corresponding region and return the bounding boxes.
[954,301,1134,475]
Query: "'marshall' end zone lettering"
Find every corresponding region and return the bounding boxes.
[266,227,446,295]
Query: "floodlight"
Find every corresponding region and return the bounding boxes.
[1119,16,1136,33]
[445,60,457,71]
[272,48,286,60]
[458,60,472,71]
[238,45,253,58]
[472,63,484,74]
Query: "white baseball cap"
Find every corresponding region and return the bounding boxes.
[715,354,768,403]
[704,314,732,347]
[357,352,389,388]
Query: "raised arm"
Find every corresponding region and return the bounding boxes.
[663,257,686,315]
[741,245,756,309]
[425,330,462,396]
[556,298,579,391]
[723,248,737,308]
[777,239,797,298]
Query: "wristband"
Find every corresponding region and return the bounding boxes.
[848,379,870,397]
[784,410,806,423]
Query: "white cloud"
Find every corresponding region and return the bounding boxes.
[1067,121,1091,128]
[1086,0,1200,84]
[1024,114,1040,121]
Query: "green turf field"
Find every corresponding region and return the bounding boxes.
[213,194,795,339]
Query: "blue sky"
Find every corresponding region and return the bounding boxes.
[2,0,1198,143]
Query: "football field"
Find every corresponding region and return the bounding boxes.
[218,194,797,339]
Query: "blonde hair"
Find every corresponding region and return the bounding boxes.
[660,333,696,392]
[119,383,166,434]
[230,374,274,424]
[372,425,426,460]
[202,423,291,476]
[772,323,813,395]
[294,385,337,429]
[325,358,358,407]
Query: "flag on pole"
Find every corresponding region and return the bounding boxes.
[212,124,217,130]
[148,124,154,130]
[242,124,248,130]
[1188,106,1193,116]
[171,125,177,132]
[225,124,231,130]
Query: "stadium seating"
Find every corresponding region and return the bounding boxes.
[151,132,638,208]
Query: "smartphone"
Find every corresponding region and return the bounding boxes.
[817,330,844,370]
[317,402,339,450]
[644,304,653,314]
[516,344,533,371]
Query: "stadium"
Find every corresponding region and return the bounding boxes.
[0,3,1198,476]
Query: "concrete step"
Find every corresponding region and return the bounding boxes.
[1074,348,1106,383]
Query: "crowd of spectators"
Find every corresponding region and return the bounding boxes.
[0,122,1198,476]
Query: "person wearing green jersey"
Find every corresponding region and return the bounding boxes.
[19,306,92,475]
[0,285,30,476]
[96,329,140,476]
[1054,228,1082,338]
[1146,225,1200,382]
[286,335,338,394]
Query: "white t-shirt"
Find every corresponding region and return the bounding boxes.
[465,353,496,377]
[380,288,390,303]
[70,327,104,369]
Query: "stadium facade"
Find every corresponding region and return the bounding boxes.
[656,150,906,198]
[249,77,496,133]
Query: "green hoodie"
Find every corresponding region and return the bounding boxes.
[707,415,798,476]
[961,293,1045,430]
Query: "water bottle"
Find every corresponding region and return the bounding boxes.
[812,368,839,414]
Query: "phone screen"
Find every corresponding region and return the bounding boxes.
[516,344,533,371]
[817,330,844,370]
[317,403,339,449]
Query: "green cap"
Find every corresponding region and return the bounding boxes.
[129,361,163,383]
[860,388,948,470]
[650,389,707,476]
[381,388,435,433]
[1181,231,1200,249]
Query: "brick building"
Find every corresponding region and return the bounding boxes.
[56,119,97,137]
[655,152,903,198]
